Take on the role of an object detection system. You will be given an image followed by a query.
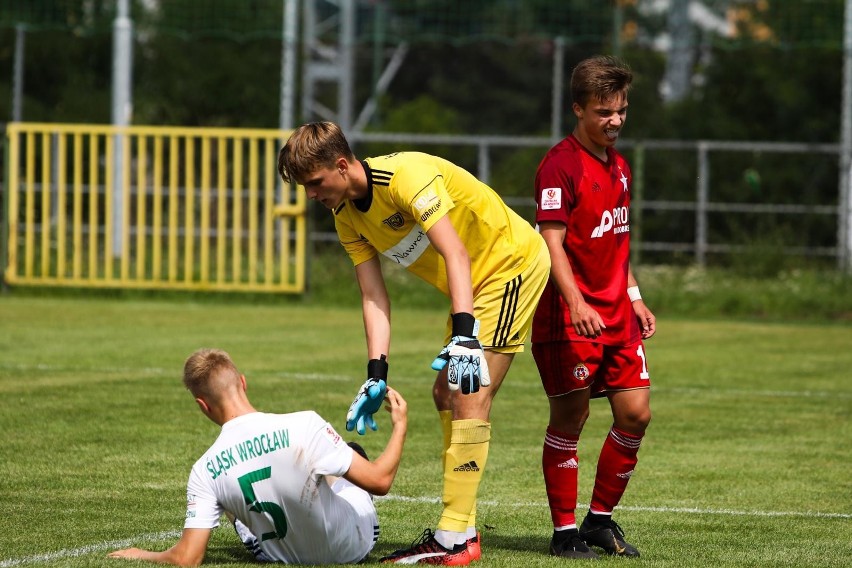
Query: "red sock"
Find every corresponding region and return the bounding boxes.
[590,427,643,513]
[542,426,579,528]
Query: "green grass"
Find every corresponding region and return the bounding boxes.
[1,295,850,568]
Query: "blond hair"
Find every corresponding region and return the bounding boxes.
[277,121,355,184]
[183,348,242,402]
[570,55,633,108]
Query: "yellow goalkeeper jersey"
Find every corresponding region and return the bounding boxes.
[333,152,542,296]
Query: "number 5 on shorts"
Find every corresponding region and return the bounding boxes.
[238,467,288,540]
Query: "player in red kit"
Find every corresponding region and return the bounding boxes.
[531,55,656,560]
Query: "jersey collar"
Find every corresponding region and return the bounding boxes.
[568,134,613,166]
[352,159,375,213]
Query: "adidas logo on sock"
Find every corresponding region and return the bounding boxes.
[453,460,480,472]
[557,458,578,469]
[616,469,635,479]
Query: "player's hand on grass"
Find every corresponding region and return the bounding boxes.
[346,356,388,435]
[108,548,141,560]
[431,313,491,395]
[108,548,156,562]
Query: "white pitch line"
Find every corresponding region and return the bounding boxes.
[0,530,180,567]
[3,499,849,566]
[0,363,852,398]
[376,494,852,519]
[2,364,849,398]
[655,386,852,399]
[0,364,353,382]
[612,504,852,519]
[0,363,169,375]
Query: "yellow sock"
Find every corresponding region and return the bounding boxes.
[439,410,453,470]
[439,411,478,532]
[437,419,491,533]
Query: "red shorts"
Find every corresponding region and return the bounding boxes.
[532,340,651,398]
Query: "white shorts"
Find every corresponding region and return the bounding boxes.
[233,518,275,562]
[233,479,379,564]
[330,477,381,561]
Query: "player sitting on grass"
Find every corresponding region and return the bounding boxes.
[109,348,408,566]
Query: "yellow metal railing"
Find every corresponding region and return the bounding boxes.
[3,123,305,293]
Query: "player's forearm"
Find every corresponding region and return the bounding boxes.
[360,279,392,358]
[362,299,391,358]
[356,257,392,358]
[369,424,407,495]
[427,218,474,314]
[627,264,638,289]
[550,251,586,309]
[541,226,586,309]
[444,249,474,315]
[109,545,203,567]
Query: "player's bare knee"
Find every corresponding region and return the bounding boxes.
[615,407,651,434]
[549,407,589,435]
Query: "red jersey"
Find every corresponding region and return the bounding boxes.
[532,135,640,346]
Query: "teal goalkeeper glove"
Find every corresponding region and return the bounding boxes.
[346,356,388,435]
[431,313,491,395]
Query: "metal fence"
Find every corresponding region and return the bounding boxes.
[2,123,306,292]
[345,132,844,267]
[2,123,847,294]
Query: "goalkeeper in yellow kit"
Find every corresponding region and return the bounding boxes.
[278,122,549,565]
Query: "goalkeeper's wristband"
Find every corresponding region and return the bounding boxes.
[451,312,478,338]
[367,354,388,381]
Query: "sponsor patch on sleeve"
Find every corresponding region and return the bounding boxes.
[540,187,562,210]
[323,425,344,447]
[412,189,442,224]
[186,493,197,519]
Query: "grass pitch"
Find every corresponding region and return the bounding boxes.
[0,295,850,567]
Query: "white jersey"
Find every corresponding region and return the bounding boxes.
[184,411,378,564]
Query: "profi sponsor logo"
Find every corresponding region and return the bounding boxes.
[590,206,630,239]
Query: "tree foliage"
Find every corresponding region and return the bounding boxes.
[0,1,846,269]
[0,1,843,139]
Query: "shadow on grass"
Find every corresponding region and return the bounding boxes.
[479,531,550,554]
[204,542,255,565]
[368,530,550,563]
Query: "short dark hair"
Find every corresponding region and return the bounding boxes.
[570,55,633,109]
